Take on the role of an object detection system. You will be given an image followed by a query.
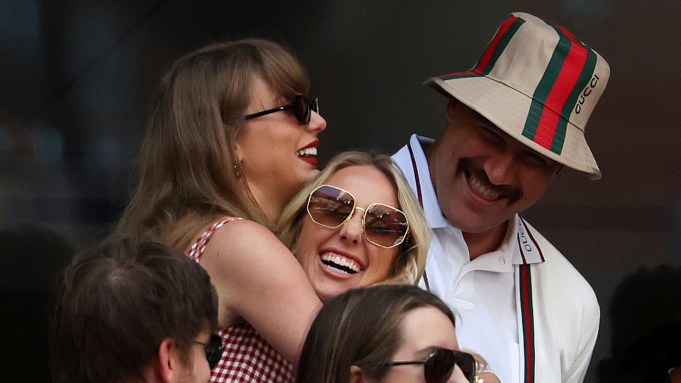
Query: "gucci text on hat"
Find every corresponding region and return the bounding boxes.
[426,12,610,179]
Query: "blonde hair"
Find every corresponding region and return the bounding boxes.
[278,151,430,285]
[116,39,310,249]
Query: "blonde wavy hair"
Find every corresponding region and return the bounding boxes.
[278,151,430,285]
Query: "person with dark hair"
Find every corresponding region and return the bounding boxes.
[49,236,219,383]
[116,38,327,382]
[297,284,492,383]
[392,12,610,383]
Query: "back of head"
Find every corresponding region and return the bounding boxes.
[49,236,218,383]
[297,284,452,383]
[278,151,430,285]
[118,38,310,246]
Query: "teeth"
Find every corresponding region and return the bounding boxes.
[321,253,360,274]
[470,174,501,200]
[297,147,317,157]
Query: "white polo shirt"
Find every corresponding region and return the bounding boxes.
[393,135,523,382]
[393,134,598,383]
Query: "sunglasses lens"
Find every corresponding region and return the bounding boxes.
[307,186,354,228]
[364,204,409,248]
[424,349,456,383]
[455,352,476,382]
[205,334,223,370]
[293,95,311,124]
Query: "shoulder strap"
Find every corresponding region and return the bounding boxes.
[186,217,243,262]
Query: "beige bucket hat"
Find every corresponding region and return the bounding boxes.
[426,12,610,179]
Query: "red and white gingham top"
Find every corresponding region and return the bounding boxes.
[187,217,296,383]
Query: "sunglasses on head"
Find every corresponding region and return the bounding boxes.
[386,348,476,383]
[238,95,319,125]
[193,333,223,370]
[306,184,409,249]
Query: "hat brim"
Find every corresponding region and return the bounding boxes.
[426,75,601,180]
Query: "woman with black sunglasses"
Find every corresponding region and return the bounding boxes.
[116,38,326,382]
[297,284,497,383]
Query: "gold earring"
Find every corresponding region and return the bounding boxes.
[233,163,241,179]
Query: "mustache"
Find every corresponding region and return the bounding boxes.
[459,158,523,205]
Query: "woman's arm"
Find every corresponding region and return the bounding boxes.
[197,219,322,365]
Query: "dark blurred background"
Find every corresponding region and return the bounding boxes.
[1,1,680,382]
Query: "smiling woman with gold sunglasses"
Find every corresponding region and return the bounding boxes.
[280,152,499,383]
[278,151,431,303]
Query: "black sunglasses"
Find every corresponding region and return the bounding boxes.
[237,95,319,125]
[194,333,223,370]
[385,348,476,383]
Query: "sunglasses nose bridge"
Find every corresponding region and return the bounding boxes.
[338,207,364,243]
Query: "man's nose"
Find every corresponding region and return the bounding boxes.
[485,150,516,185]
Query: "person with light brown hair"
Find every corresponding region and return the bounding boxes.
[297,284,495,383]
[116,38,326,382]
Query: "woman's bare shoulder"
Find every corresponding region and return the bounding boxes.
[198,217,291,265]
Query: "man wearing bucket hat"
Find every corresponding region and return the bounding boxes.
[392,12,609,383]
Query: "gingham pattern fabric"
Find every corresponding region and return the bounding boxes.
[187,217,296,383]
[211,324,295,383]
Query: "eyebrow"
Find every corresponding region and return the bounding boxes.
[418,346,441,356]
[472,111,502,133]
[472,111,557,164]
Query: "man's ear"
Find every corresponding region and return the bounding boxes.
[156,338,181,383]
[445,98,461,123]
